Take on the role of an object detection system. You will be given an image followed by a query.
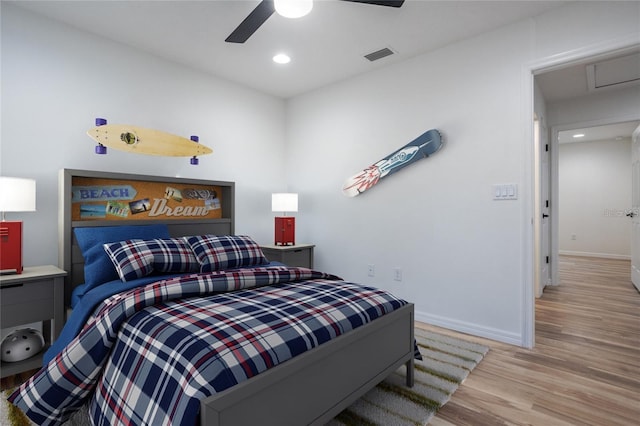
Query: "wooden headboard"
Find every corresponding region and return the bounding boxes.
[58,169,235,308]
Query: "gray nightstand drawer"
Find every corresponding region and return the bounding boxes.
[260,244,315,269]
[283,249,313,268]
[1,299,55,327]
[1,279,54,304]
[1,279,55,326]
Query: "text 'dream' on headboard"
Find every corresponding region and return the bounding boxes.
[71,177,223,221]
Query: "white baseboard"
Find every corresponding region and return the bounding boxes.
[559,250,631,261]
[414,309,523,347]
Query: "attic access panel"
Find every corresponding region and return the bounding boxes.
[587,52,640,92]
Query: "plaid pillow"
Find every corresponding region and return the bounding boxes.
[104,238,200,282]
[185,235,268,272]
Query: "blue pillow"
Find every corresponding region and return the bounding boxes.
[74,225,170,291]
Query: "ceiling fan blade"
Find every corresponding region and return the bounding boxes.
[225,0,275,44]
[340,0,405,7]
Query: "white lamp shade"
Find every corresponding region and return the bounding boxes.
[272,193,298,213]
[274,0,313,18]
[0,177,36,212]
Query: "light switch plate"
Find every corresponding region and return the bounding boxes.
[493,184,518,200]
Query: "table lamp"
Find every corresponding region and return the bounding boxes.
[0,177,36,274]
[272,193,298,245]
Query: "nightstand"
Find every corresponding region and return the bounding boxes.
[0,265,66,377]
[261,244,315,268]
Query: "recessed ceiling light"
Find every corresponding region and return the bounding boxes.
[273,53,291,64]
[573,133,585,138]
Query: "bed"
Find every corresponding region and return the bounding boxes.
[9,169,416,425]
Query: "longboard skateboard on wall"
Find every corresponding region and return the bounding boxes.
[342,129,443,197]
[87,118,212,165]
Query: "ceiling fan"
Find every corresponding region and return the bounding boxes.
[226,0,405,44]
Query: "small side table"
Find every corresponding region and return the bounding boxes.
[261,244,315,268]
[0,265,66,377]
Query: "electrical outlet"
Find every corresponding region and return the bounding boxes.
[367,264,375,277]
[393,267,402,282]
[571,234,577,240]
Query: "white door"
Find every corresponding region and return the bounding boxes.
[535,116,551,297]
[540,119,551,294]
[632,126,640,291]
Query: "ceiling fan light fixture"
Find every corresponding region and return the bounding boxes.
[274,0,313,19]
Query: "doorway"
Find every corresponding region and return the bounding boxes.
[527,43,640,348]
[556,122,637,261]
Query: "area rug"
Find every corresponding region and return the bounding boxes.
[328,328,490,426]
[1,329,489,426]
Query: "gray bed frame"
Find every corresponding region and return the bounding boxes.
[59,168,415,426]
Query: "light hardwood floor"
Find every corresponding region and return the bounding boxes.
[420,255,640,425]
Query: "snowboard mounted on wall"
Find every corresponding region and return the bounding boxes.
[342,129,443,197]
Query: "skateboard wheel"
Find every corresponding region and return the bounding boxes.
[190,156,199,165]
[190,135,199,142]
[95,144,107,155]
[95,118,107,126]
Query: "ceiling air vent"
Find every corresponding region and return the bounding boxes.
[586,52,640,93]
[364,47,395,62]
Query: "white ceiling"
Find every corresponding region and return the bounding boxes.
[536,50,640,103]
[558,121,639,144]
[536,49,640,144]
[11,1,638,142]
[11,0,567,98]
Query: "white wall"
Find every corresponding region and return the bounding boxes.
[559,138,632,259]
[286,1,640,345]
[1,3,287,268]
[287,23,529,344]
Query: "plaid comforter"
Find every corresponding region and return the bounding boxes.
[9,266,408,425]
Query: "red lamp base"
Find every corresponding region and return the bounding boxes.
[274,217,295,246]
[0,221,23,274]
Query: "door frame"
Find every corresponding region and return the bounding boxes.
[549,115,640,284]
[631,125,640,290]
[523,35,639,349]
